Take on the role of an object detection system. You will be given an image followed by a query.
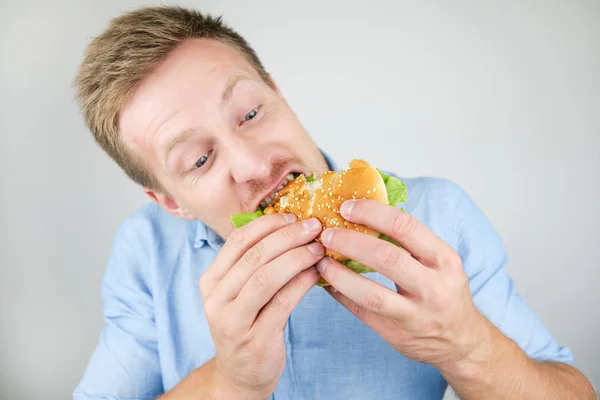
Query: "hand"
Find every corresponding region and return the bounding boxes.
[199,214,324,400]
[316,199,489,371]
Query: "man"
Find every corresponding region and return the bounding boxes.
[72,5,595,400]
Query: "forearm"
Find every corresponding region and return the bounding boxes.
[441,319,596,399]
[158,358,268,400]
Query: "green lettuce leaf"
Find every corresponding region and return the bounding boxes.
[379,233,401,246]
[341,259,376,274]
[230,210,264,229]
[306,173,315,182]
[377,168,408,207]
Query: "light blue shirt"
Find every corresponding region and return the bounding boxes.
[74,152,574,400]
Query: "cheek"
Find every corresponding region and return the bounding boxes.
[178,180,238,224]
[267,108,307,142]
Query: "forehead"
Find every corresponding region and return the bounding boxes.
[118,38,262,153]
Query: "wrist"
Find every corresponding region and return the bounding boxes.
[438,313,498,382]
[438,315,526,389]
[212,361,270,400]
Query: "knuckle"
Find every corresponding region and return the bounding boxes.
[290,246,311,265]
[198,275,209,298]
[390,212,416,237]
[349,300,367,319]
[364,290,385,312]
[203,299,216,322]
[227,229,244,245]
[280,225,296,242]
[436,249,461,268]
[251,268,271,292]
[243,242,264,267]
[270,291,291,311]
[375,243,400,268]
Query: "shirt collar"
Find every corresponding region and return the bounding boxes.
[194,148,337,250]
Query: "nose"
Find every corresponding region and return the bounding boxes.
[227,137,270,183]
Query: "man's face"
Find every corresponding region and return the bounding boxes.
[119,38,328,239]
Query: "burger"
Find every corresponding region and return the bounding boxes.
[231,159,408,286]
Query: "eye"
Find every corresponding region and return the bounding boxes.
[243,107,259,122]
[193,150,213,170]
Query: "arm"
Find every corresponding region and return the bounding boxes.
[159,358,267,400]
[442,318,596,399]
[439,182,596,399]
[73,219,237,400]
[76,213,322,400]
[73,222,163,400]
[162,213,323,400]
[316,178,595,400]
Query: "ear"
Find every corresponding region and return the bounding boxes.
[144,188,196,220]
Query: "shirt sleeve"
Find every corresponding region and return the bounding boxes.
[449,181,574,365]
[73,218,164,400]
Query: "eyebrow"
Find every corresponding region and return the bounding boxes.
[163,127,196,167]
[163,74,254,165]
[221,74,253,106]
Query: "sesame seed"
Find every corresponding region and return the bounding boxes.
[367,190,371,194]
[352,195,356,199]
[353,191,358,195]
[373,188,377,192]
[355,228,359,231]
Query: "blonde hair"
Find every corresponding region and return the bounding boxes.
[73,6,272,191]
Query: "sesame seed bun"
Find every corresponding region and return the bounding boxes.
[263,159,388,262]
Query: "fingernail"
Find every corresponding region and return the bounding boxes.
[302,218,321,232]
[283,214,297,223]
[320,228,334,246]
[340,200,355,218]
[316,257,330,273]
[308,242,324,255]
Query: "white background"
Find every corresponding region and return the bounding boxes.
[0,0,598,398]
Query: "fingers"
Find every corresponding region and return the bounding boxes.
[210,218,323,304]
[339,200,459,269]
[200,213,297,299]
[255,266,321,331]
[232,241,325,323]
[324,285,401,338]
[316,257,416,320]
[320,228,434,296]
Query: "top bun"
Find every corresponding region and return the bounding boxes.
[264,159,388,261]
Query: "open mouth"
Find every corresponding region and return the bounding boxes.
[259,172,301,210]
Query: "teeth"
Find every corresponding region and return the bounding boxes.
[260,173,298,209]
